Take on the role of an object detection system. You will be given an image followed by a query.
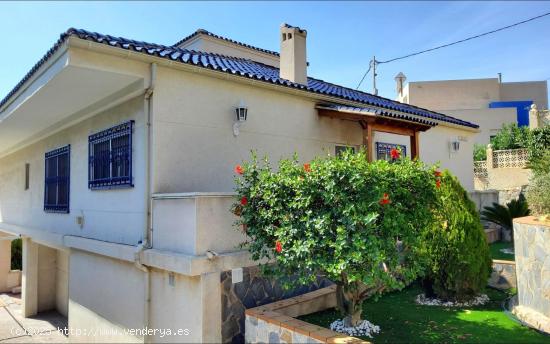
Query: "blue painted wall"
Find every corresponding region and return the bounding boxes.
[489,100,533,127]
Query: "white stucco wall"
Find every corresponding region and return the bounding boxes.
[0,233,13,293]
[405,78,501,110]
[0,96,147,246]
[69,250,145,343]
[500,81,548,109]
[56,249,69,317]
[68,250,218,343]
[443,108,517,145]
[403,78,548,111]
[149,269,203,343]
[152,65,363,193]
[372,127,475,191]
[420,125,476,191]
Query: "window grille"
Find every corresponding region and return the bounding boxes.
[335,145,357,157]
[44,145,70,213]
[89,121,134,189]
[376,142,406,160]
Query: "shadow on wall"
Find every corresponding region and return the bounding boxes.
[220,266,332,343]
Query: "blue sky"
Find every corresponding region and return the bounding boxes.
[1,1,549,101]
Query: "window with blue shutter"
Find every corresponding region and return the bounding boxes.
[88,121,134,189]
[44,145,70,213]
[376,142,407,161]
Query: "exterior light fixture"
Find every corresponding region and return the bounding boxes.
[233,100,248,136]
[235,100,248,122]
[449,138,460,157]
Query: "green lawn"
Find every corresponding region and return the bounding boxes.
[300,284,550,344]
[490,241,515,261]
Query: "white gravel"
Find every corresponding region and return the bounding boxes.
[415,293,490,307]
[500,248,514,255]
[329,319,381,338]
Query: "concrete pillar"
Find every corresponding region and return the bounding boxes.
[0,236,11,293]
[486,144,494,170]
[22,238,38,317]
[529,104,539,130]
[201,272,222,343]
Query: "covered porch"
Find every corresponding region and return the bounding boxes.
[316,104,437,161]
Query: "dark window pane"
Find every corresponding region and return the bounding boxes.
[88,121,133,189]
[112,134,129,178]
[93,140,110,180]
[44,146,70,213]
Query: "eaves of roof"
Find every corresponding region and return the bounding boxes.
[0,28,479,130]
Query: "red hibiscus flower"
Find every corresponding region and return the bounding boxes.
[275,241,282,253]
[234,165,244,175]
[436,179,441,189]
[304,163,311,172]
[379,193,391,205]
[434,170,442,177]
[390,148,400,160]
[240,196,248,206]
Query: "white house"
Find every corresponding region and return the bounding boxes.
[395,75,548,145]
[0,24,479,343]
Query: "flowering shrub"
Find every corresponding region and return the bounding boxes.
[422,172,492,301]
[233,150,440,326]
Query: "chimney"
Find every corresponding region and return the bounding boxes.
[394,72,407,97]
[279,24,308,85]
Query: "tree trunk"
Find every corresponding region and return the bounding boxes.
[343,302,363,327]
[336,283,364,327]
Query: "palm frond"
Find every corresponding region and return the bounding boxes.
[481,195,530,230]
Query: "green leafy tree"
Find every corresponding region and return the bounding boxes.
[526,126,550,216]
[233,150,440,326]
[490,123,531,150]
[527,126,550,163]
[11,239,22,270]
[423,172,492,301]
[473,144,487,162]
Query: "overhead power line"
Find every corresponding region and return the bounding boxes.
[356,11,550,91]
[378,11,550,64]
[355,61,372,89]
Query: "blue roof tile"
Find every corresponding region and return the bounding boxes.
[0,28,479,129]
[172,29,280,57]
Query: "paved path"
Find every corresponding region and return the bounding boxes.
[0,294,68,343]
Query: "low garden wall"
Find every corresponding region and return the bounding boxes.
[489,260,516,290]
[245,286,369,343]
[474,148,531,191]
[513,216,550,334]
[221,266,332,342]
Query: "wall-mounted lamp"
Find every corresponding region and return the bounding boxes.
[449,138,460,157]
[233,100,248,136]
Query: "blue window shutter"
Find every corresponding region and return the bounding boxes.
[88,121,134,189]
[44,145,70,213]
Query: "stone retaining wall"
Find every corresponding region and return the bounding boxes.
[512,216,550,334]
[221,266,332,343]
[488,260,516,290]
[245,286,369,344]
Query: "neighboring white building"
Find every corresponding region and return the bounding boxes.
[396,76,548,145]
[0,25,479,343]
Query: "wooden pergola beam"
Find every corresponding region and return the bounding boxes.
[319,108,429,161]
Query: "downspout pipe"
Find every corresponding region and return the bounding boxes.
[134,62,156,342]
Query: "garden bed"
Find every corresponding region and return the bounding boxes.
[299,284,550,344]
[490,241,515,261]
